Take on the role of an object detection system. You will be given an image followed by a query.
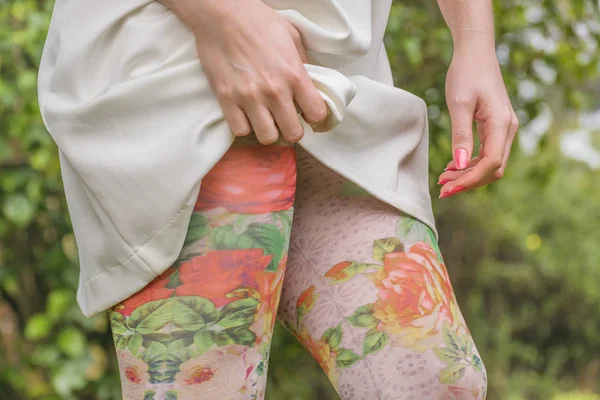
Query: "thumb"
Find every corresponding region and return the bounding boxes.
[449,101,475,170]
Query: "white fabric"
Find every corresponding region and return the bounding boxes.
[38,0,437,317]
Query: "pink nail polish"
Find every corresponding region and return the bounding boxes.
[439,192,451,199]
[450,186,466,194]
[455,148,468,169]
[437,179,450,185]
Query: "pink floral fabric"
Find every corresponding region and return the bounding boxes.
[109,138,487,400]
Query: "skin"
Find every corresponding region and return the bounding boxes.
[160,0,517,196]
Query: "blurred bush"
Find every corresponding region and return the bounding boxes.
[1,0,599,399]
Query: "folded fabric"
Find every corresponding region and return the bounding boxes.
[38,0,436,317]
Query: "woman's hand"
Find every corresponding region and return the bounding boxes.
[160,0,328,144]
[436,44,518,198]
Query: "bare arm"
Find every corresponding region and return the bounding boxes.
[159,0,327,144]
[435,0,519,198]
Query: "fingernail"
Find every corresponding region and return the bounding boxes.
[444,166,457,172]
[455,148,468,169]
[437,179,450,185]
[439,192,451,199]
[449,186,466,194]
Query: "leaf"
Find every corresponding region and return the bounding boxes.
[183,213,210,246]
[439,362,466,384]
[362,329,389,356]
[215,298,260,329]
[109,317,130,336]
[116,335,131,350]
[143,341,168,363]
[372,237,404,261]
[434,346,463,365]
[213,327,256,347]
[128,333,144,356]
[321,324,343,350]
[210,226,261,250]
[129,297,218,334]
[147,353,181,384]
[143,391,155,400]
[193,330,215,355]
[347,304,378,328]
[165,392,178,400]
[167,339,189,361]
[472,354,484,372]
[442,323,468,359]
[273,210,293,239]
[244,223,285,272]
[325,261,381,284]
[336,348,362,368]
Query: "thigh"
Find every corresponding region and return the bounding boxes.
[109,136,296,400]
[278,147,487,400]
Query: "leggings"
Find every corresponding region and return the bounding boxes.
[109,136,488,400]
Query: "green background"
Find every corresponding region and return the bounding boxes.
[1,0,599,399]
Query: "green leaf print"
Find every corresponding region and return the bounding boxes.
[472,354,484,372]
[167,338,189,361]
[244,223,285,272]
[128,332,144,356]
[213,327,256,347]
[210,226,262,250]
[147,352,181,384]
[433,346,463,365]
[442,323,469,359]
[143,391,155,400]
[273,210,293,240]
[347,304,378,329]
[372,238,404,262]
[116,335,132,350]
[165,391,177,400]
[110,317,129,336]
[193,330,215,355]
[425,225,444,264]
[129,297,219,334]
[183,213,210,247]
[439,362,466,384]
[321,324,343,350]
[215,298,260,329]
[362,329,389,356]
[143,341,168,363]
[336,348,362,368]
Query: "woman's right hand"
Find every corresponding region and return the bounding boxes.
[160,0,329,144]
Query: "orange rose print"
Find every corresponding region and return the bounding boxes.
[176,249,272,307]
[371,241,456,351]
[195,145,296,214]
[115,268,175,316]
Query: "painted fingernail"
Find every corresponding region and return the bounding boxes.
[455,148,468,169]
[439,192,451,199]
[449,186,466,194]
[437,179,450,185]
[444,166,457,172]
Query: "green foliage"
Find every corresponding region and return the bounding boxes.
[1,0,599,399]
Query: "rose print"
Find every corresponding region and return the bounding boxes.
[174,345,261,400]
[195,145,296,214]
[116,350,151,398]
[368,241,458,351]
[251,257,287,342]
[437,385,481,400]
[176,249,273,307]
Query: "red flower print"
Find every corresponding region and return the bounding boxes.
[325,261,353,281]
[176,249,273,307]
[296,286,317,311]
[371,241,457,351]
[114,268,175,316]
[195,145,296,214]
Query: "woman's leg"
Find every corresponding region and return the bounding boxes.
[278,147,488,400]
[109,137,296,400]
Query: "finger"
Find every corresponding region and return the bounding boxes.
[270,95,305,143]
[448,97,476,170]
[286,23,310,64]
[292,69,328,125]
[439,156,482,182]
[222,102,252,137]
[496,111,519,179]
[242,104,279,145]
[440,116,509,194]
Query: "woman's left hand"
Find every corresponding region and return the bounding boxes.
[437,44,518,198]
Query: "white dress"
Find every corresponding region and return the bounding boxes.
[38,0,436,317]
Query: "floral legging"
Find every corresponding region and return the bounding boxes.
[109,136,487,400]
